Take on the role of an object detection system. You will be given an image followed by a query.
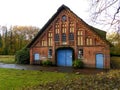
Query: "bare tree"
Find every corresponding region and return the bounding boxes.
[89,0,120,33]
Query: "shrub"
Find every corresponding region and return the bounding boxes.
[73,59,84,68]
[15,47,30,64]
[42,60,52,66]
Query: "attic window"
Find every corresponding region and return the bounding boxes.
[62,15,66,21]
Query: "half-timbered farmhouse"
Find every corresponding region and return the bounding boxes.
[27,5,110,69]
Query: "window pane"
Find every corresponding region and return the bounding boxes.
[90,38,92,45]
[78,37,80,45]
[62,33,66,42]
[78,49,83,59]
[69,33,74,40]
[48,49,52,58]
[86,38,89,45]
[78,36,83,45]
[34,53,40,61]
[81,37,83,45]
[55,34,59,41]
[86,38,92,45]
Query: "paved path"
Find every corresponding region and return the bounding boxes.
[0,63,107,74]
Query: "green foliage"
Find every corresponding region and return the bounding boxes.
[110,47,120,56]
[73,59,84,68]
[0,25,39,55]
[111,56,120,69]
[15,48,29,64]
[107,32,120,56]
[42,60,53,66]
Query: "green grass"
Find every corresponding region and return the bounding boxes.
[111,56,120,68]
[0,68,80,90]
[0,68,120,90]
[0,55,15,64]
[35,70,120,89]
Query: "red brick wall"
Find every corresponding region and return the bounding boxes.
[29,9,110,69]
[83,46,110,68]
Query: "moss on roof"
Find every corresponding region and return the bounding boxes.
[90,26,106,39]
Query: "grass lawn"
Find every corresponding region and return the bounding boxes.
[0,55,15,64]
[0,68,80,90]
[111,56,120,68]
[0,68,120,90]
[0,56,120,89]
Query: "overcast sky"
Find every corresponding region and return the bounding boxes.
[0,0,90,28]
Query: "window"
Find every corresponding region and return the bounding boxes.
[70,22,74,33]
[78,30,83,35]
[69,33,74,40]
[69,22,74,40]
[48,49,52,58]
[78,49,83,59]
[62,15,67,21]
[86,38,92,45]
[90,38,92,45]
[48,31,52,46]
[34,53,40,61]
[62,23,67,44]
[42,39,46,46]
[55,23,59,34]
[55,34,59,41]
[62,33,66,42]
[77,30,83,45]
[62,24,66,33]
[55,23,59,41]
[78,36,83,45]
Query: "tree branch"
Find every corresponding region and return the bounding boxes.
[111,6,120,25]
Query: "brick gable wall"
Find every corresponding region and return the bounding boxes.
[29,9,110,69]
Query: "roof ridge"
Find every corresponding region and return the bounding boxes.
[57,4,70,12]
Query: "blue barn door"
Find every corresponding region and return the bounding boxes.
[96,54,104,69]
[66,50,72,66]
[57,49,72,66]
[57,50,66,66]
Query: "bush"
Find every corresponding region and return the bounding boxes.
[15,47,30,64]
[42,60,52,66]
[73,59,84,68]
